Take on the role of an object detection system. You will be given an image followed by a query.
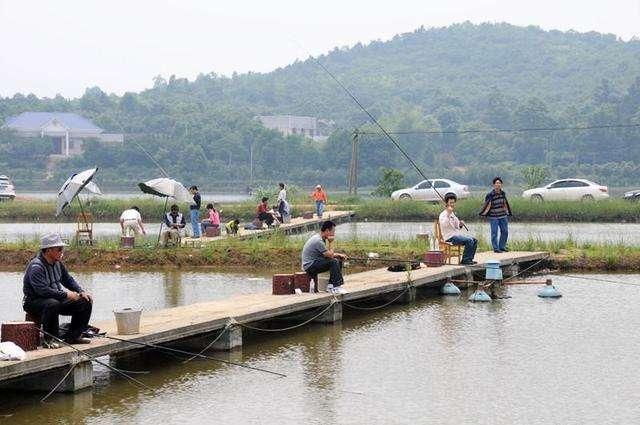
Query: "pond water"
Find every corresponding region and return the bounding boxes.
[3,221,640,245]
[17,192,251,203]
[1,272,640,424]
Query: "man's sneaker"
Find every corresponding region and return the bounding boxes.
[66,337,92,345]
[332,286,348,294]
[43,340,61,349]
[325,284,334,293]
[461,260,477,265]
[501,248,510,252]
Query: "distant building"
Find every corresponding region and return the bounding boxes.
[2,112,124,157]
[255,115,331,141]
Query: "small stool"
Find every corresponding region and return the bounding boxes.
[272,274,294,295]
[205,227,221,237]
[121,236,135,248]
[1,321,40,351]
[293,272,311,292]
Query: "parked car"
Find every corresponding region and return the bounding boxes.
[0,175,15,201]
[522,179,609,201]
[391,179,470,201]
[623,189,640,201]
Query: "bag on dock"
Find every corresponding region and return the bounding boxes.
[387,261,421,272]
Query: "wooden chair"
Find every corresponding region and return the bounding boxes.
[433,220,462,264]
[76,212,94,246]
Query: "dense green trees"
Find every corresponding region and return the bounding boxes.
[1,22,640,190]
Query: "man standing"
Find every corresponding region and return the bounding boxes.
[301,220,348,294]
[480,177,512,253]
[119,206,147,237]
[277,182,288,221]
[189,185,202,238]
[23,233,93,348]
[439,193,478,265]
[310,185,327,219]
[162,204,186,247]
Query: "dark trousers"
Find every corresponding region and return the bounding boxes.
[24,297,93,342]
[258,212,274,226]
[305,258,344,287]
[446,235,478,263]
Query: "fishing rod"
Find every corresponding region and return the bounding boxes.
[300,46,468,230]
[100,334,287,378]
[348,256,420,264]
[32,326,151,390]
[131,139,170,178]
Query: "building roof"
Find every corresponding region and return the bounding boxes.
[3,112,103,132]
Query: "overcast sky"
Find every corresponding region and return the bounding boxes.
[1,0,639,98]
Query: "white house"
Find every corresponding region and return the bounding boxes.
[255,115,330,141]
[3,112,124,157]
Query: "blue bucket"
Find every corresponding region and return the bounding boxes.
[485,259,503,280]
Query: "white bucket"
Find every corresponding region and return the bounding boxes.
[113,308,142,335]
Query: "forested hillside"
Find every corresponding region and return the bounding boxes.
[1,22,640,190]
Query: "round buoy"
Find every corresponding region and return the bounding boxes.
[441,282,461,295]
[538,280,562,298]
[468,288,492,302]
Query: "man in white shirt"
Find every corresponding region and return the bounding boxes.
[438,194,477,265]
[119,206,147,237]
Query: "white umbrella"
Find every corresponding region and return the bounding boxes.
[138,177,191,245]
[137,178,190,202]
[56,168,100,216]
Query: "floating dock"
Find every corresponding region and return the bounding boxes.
[181,210,355,245]
[0,250,548,392]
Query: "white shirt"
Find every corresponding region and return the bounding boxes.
[438,209,461,241]
[120,209,141,222]
[277,188,287,203]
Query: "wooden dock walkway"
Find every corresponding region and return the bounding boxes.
[0,250,548,391]
[181,210,354,246]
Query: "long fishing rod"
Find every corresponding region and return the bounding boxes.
[302,48,468,230]
[131,139,171,178]
[33,326,151,390]
[100,334,287,378]
[348,256,420,263]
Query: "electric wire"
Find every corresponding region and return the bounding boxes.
[356,123,640,136]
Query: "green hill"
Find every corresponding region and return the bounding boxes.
[1,22,639,190]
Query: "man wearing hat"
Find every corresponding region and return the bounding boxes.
[23,233,93,349]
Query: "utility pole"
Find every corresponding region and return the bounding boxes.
[348,130,359,195]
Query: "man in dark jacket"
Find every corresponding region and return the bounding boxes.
[23,233,93,348]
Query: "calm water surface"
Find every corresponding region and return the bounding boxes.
[1,272,639,424]
[3,221,640,244]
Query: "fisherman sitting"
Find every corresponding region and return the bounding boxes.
[162,204,186,247]
[225,218,240,235]
[439,193,478,265]
[256,197,277,227]
[301,220,348,294]
[119,206,147,238]
[23,233,94,348]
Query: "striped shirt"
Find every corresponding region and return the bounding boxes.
[482,190,511,218]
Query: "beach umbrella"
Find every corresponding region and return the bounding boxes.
[56,167,100,217]
[138,177,191,245]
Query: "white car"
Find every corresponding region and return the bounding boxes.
[0,175,15,201]
[391,179,470,201]
[522,179,609,201]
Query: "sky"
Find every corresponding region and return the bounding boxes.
[1,0,639,98]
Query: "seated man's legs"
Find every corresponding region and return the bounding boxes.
[305,257,344,287]
[258,212,274,226]
[446,235,478,263]
[24,298,61,341]
[58,298,93,342]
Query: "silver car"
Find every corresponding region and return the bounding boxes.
[0,175,15,201]
[391,179,470,201]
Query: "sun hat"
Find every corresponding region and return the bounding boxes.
[40,233,68,249]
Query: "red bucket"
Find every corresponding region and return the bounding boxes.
[424,250,445,267]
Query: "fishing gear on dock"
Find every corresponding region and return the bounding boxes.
[99,334,287,378]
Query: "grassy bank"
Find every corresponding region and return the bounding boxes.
[2,196,639,223]
[1,233,639,272]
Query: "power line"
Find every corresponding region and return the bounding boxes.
[356,123,640,136]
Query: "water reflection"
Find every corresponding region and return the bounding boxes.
[1,275,640,423]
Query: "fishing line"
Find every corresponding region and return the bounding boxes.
[33,326,151,390]
[551,273,640,287]
[100,334,286,378]
[130,139,170,178]
[291,40,467,230]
